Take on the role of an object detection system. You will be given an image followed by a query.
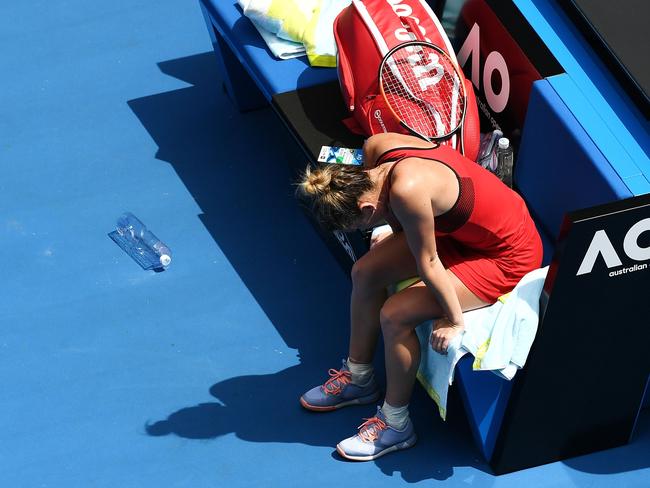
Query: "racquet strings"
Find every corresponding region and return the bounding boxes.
[381,44,465,140]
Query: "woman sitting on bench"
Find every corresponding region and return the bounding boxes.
[296,132,543,461]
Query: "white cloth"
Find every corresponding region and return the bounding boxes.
[238,0,306,60]
[238,0,350,66]
[416,266,549,419]
[249,18,306,60]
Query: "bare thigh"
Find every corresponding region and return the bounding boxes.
[382,270,490,326]
[353,231,420,289]
[358,231,489,322]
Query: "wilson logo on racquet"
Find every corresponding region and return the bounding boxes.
[404,49,444,90]
[378,41,466,146]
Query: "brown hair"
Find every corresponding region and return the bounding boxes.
[296,164,374,231]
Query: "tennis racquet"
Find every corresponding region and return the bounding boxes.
[379,41,466,151]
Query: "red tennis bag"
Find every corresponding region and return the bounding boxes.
[334,0,480,160]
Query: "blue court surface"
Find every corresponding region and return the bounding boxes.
[2,1,649,487]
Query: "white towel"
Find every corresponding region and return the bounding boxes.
[249,18,306,60]
[238,0,306,60]
[416,325,465,420]
[416,266,549,419]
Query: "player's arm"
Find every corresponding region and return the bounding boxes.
[390,177,464,326]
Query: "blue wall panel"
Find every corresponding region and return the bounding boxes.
[516,79,632,239]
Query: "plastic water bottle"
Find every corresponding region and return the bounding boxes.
[116,212,172,268]
[496,137,514,188]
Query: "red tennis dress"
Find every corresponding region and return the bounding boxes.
[376,144,543,303]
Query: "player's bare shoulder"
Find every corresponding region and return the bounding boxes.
[363,133,434,168]
[389,158,431,195]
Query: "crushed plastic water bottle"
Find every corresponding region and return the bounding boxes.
[496,137,514,188]
[109,212,171,270]
[477,129,503,173]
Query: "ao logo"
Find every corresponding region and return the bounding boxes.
[576,218,650,275]
[457,23,510,113]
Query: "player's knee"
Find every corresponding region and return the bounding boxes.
[379,301,409,340]
[351,256,382,292]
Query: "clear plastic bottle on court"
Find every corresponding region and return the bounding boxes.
[496,137,514,188]
[116,212,172,268]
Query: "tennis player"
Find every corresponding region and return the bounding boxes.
[296,132,543,460]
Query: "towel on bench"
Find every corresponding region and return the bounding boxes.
[415,266,549,419]
[247,16,306,60]
[239,0,350,66]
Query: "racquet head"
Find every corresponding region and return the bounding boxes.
[379,41,466,142]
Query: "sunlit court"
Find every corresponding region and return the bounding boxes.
[2,0,649,486]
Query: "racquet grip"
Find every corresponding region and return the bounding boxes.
[401,16,426,42]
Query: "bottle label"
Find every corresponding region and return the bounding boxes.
[317,146,364,165]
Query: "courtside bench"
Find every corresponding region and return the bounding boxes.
[199,0,650,474]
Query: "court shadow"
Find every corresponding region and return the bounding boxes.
[128,52,350,360]
[145,364,363,446]
[562,410,650,475]
[129,51,488,482]
[144,362,487,481]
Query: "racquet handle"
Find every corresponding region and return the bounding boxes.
[401,16,426,42]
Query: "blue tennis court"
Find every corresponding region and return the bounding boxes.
[2,1,649,486]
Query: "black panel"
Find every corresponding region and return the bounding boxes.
[272,81,365,163]
[485,0,564,78]
[557,0,650,118]
[490,193,650,473]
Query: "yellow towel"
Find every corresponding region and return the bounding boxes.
[242,0,348,67]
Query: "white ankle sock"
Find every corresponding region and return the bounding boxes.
[346,358,374,386]
[382,401,410,430]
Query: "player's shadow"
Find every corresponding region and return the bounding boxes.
[128,51,489,482]
[144,362,483,482]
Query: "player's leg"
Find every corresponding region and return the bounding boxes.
[380,272,488,407]
[300,231,419,412]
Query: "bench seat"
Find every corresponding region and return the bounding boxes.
[199,0,338,111]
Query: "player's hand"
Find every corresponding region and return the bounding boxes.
[430,317,465,354]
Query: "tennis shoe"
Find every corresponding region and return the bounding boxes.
[336,407,417,461]
[300,360,381,412]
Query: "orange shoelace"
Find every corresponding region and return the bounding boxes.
[322,368,351,396]
[358,416,388,443]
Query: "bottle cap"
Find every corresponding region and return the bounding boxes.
[159,254,172,267]
[498,138,510,149]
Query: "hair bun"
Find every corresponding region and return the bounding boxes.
[303,167,332,195]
